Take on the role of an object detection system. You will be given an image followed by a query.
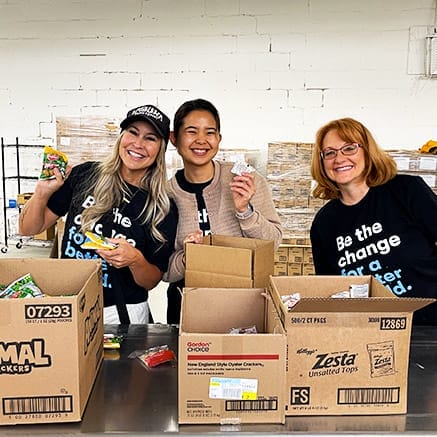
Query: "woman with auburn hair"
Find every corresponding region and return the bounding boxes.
[310,117,437,325]
[19,104,178,324]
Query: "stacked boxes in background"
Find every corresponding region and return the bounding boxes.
[387,150,437,194]
[266,142,323,276]
[274,237,314,276]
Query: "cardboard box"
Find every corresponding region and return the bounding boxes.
[274,246,288,263]
[16,192,33,206]
[34,224,56,241]
[268,275,435,416]
[288,246,304,263]
[178,287,287,424]
[274,262,287,276]
[302,263,315,275]
[185,235,274,288]
[287,262,303,276]
[0,258,103,425]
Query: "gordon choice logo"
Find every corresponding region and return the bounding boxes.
[186,341,211,352]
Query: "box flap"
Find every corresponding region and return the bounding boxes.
[269,275,376,298]
[0,258,101,296]
[185,244,252,277]
[185,271,253,288]
[210,234,271,250]
[253,240,274,287]
[180,288,266,333]
[289,297,435,313]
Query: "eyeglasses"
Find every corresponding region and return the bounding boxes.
[320,143,361,160]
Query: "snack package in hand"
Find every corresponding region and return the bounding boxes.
[39,146,68,180]
[231,160,256,176]
[81,231,118,250]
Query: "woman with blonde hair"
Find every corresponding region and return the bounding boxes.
[310,117,437,325]
[19,105,178,324]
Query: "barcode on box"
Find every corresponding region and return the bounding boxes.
[225,398,278,411]
[337,387,400,405]
[3,395,73,414]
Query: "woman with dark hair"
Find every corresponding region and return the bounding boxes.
[164,98,282,324]
[310,117,437,325]
[19,104,178,324]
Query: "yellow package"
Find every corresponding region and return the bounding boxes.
[81,231,118,250]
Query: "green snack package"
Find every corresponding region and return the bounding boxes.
[0,273,45,299]
[39,146,68,180]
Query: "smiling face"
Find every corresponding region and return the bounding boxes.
[119,120,162,185]
[321,129,367,190]
[171,109,222,177]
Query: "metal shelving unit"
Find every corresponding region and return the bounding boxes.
[0,137,52,253]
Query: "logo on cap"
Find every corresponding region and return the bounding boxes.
[130,105,163,122]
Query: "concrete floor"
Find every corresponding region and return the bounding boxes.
[1,239,168,323]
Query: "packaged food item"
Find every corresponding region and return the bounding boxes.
[349,283,369,298]
[129,345,176,369]
[103,333,124,349]
[229,325,258,334]
[0,273,45,299]
[81,231,118,250]
[39,146,68,180]
[231,160,256,176]
[331,290,350,298]
[281,292,301,310]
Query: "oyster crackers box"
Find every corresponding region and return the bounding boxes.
[0,259,103,425]
[178,287,286,424]
[268,275,435,416]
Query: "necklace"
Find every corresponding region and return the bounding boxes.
[120,185,143,213]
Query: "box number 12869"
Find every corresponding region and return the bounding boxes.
[24,304,73,319]
[380,317,407,330]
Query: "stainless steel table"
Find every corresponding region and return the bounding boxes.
[1,324,437,435]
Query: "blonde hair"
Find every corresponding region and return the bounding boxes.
[80,132,171,246]
[311,117,397,200]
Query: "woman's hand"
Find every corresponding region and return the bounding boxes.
[229,172,256,212]
[96,238,141,269]
[34,165,72,198]
[183,229,203,245]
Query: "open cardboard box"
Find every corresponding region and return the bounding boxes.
[185,235,274,288]
[0,258,103,425]
[268,275,435,416]
[178,287,286,424]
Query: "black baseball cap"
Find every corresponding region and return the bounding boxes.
[120,105,170,146]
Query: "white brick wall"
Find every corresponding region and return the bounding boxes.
[1,0,437,241]
[1,0,436,149]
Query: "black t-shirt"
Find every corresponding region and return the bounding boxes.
[47,162,178,307]
[166,170,213,324]
[310,174,437,325]
[175,169,212,236]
